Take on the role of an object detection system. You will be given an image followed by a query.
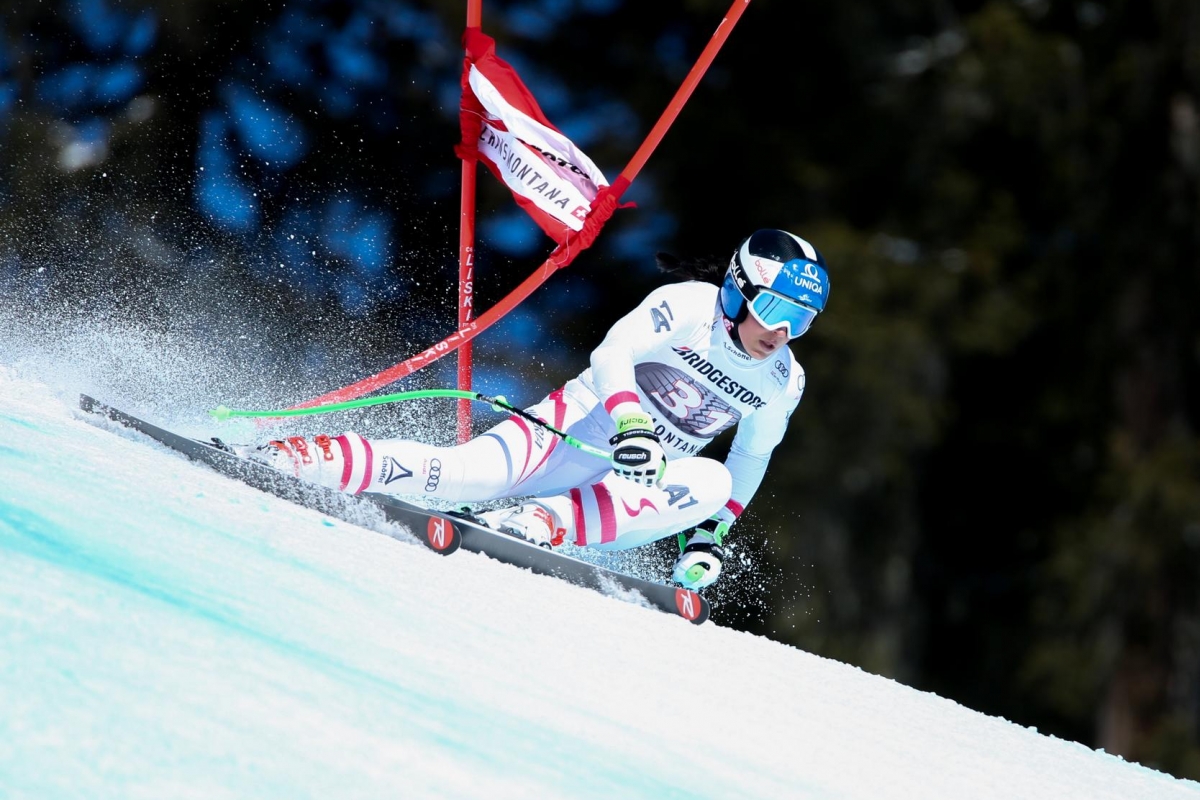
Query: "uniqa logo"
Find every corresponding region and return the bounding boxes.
[791,261,824,295]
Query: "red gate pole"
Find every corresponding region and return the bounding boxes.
[287,0,752,413]
[457,0,484,444]
[618,0,749,186]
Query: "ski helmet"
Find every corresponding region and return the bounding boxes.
[719,229,830,338]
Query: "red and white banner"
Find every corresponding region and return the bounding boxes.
[457,29,609,245]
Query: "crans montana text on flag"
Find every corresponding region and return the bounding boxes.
[457,28,609,245]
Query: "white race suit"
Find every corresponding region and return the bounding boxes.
[320,281,805,550]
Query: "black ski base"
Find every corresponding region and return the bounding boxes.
[79,395,710,624]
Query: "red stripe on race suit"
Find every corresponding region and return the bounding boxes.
[357,436,373,495]
[725,498,744,518]
[570,487,586,546]
[603,391,640,415]
[509,416,534,483]
[515,388,566,488]
[594,483,617,544]
[552,387,567,428]
[334,435,353,492]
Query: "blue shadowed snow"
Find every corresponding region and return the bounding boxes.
[0,370,1198,800]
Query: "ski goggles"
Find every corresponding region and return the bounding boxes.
[746,289,819,339]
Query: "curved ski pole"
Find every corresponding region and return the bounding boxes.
[210,390,609,461]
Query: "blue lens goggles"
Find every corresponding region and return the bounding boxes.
[747,290,819,338]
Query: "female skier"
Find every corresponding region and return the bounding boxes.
[261,228,830,591]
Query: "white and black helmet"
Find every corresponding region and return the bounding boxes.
[719,229,831,338]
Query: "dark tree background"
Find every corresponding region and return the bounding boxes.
[2,0,1199,779]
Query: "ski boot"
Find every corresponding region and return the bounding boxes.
[478,503,566,549]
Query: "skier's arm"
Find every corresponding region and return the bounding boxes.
[590,283,704,421]
[717,367,805,524]
[590,284,707,485]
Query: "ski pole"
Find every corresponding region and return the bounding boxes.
[210,390,609,460]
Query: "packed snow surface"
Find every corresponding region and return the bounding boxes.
[1,370,1198,800]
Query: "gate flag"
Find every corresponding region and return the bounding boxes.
[286,2,750,411]
[456,28,610,245]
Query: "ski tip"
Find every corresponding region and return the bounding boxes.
[209,405,232,421]
[79,395,108,416]
[674,588,710,625]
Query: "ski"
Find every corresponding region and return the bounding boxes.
[79,394,463,554]
[79,395,710,624]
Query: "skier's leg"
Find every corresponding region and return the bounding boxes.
[261,387,605,503]
[525,457,733,551]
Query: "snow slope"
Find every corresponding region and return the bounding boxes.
[1,370,1198,800]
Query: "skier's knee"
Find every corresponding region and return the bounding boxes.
[667,456,732,517]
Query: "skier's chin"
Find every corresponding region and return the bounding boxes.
[746,339,779,360]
